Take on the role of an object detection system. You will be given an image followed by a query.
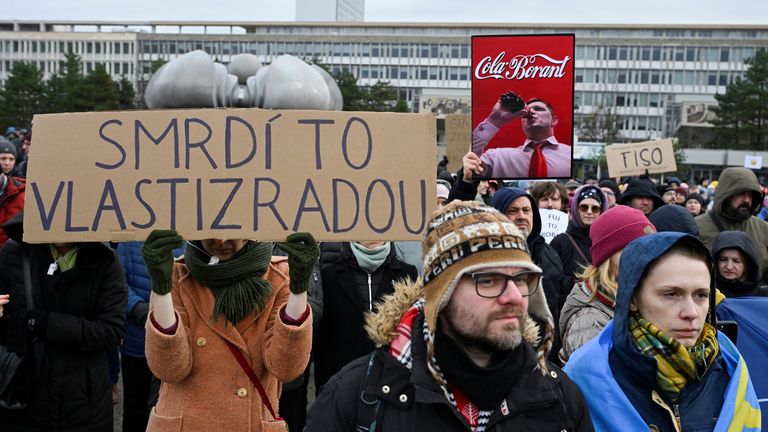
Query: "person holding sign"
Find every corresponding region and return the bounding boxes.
[141,230,318,431]
[468,94,571,179]
[565,233,761,431]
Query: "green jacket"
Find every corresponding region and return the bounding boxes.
[695,167,768,282]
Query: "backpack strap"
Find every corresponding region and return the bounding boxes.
[565,233,589,266]
[708,211,727,233]
[356,351,382,432]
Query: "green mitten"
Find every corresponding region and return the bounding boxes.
[141,230,184,295]
[277,232,320,294]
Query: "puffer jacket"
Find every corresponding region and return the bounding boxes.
[0,175,24,247]
[558,281,614,363]
[696,167,768,282]
[117,241,185,358]
[306,279,594,432]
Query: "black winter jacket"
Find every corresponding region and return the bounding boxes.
[550,223,591,305]
[0,226,127,431]
[306,315,594,432]
[313,242,417,392]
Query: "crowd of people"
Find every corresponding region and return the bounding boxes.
[0,121,765,432]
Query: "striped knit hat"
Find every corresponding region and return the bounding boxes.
[421,200,546,336]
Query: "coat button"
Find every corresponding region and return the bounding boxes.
[381,385,390,394]
[399,394,408,403]
[236,388,248,398]
[550,370,558,379]
[196,337,207,347]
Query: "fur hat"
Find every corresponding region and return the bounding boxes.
[420,199,553,373]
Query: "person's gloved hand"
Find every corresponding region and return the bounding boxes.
[141,230,184,295]
[132,301,150,327]
[277,232,319,294]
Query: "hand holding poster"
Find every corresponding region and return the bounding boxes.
[605,139,677,177]
[24,109,436,243]
[470,34,574,180]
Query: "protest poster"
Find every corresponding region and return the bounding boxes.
[444,113,471,173]
[24,108,436,243]
[605,139,677,177]
[471,34,574,180]
[744,155,763,170]
[539,208,568,244]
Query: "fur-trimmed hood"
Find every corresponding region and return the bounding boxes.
[365,277,553,374]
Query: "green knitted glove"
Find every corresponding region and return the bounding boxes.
[277,232,320,294]
[141,230,184,295]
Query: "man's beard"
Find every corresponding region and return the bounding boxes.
[724,202,752,221]
[443,304,525,353]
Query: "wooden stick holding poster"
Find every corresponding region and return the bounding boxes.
[24,108,436,243]
[469,34,574,181]
[605,139,677,177]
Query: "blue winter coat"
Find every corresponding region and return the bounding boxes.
[117,241,184,358]
[565,232,761,431]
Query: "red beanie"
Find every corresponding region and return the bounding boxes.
[589,205,656,267]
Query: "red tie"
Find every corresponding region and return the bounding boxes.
[528,142,548,178]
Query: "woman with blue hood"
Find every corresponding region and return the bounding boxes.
[564,232,761,431]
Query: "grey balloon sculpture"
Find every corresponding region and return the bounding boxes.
[144,50,343,111]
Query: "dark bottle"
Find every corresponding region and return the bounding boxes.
[499,91,526,112]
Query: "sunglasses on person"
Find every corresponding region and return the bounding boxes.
[578,204,601,213]
[465,271,540,298]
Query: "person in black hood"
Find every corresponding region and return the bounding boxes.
[551,185,608,291]
[711,231,768,298]
[648,203,700,237]
[619,177,664,216]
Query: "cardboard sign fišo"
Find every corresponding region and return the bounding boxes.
[24,108,436,243]
[605,139,677,177]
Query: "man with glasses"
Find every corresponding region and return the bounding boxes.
[306,200,593,431]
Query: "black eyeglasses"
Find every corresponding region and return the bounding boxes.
[466,271,540,298]
[578,204,601,213]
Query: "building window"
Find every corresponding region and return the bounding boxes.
[686,47,696,61]
[652,47,661,61]
[641,47,651,61]
[640,71,649,84]
[720,48,730,62]
[674,47,684,61]
[619,47,628,60]
[608,46,617,60]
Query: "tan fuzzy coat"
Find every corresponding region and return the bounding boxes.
[145,257,312,432]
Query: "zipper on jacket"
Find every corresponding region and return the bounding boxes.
[367,272,373,311]
[673,403,682,431]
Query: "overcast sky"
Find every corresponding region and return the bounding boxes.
[0,0,766,25]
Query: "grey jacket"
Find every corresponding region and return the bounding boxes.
[558,281,614,364]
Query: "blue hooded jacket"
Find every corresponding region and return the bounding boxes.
[565,232,761,431]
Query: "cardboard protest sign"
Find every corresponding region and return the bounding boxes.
[471,34,574,180]
[539,209,568,244]
[605,139,677,177]
[444,114,471,173]
[24,109,436,243]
